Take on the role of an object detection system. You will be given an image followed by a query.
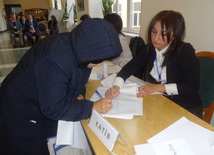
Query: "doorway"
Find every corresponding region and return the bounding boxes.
[4,4,23,21]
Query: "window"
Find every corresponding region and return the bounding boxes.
[113,0,141,33]
[52,0,62,10]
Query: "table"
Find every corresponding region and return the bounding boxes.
[82,80,214,155]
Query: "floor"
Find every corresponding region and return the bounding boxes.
[0,31,214,126]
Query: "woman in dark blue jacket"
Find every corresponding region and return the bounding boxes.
[0,18,122,154]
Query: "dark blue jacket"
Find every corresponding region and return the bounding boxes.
[0,18,122,154]
[25,19,39,32]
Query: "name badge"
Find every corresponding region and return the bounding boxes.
[88,110,119,151]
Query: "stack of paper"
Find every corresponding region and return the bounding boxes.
[90,83,143,119]
[134,117,214,155]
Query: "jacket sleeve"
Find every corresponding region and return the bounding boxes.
[34,55,93,121]
[34,20,39,31]
[117,46,148,81]
[17,21,22,32]
[7,22,13,33]
[25,21,30,32]
[175,43,200,94]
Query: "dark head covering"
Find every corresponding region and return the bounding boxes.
[70,18,122,66]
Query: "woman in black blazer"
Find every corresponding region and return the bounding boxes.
[106,10,202,118]
[48,15,59,35]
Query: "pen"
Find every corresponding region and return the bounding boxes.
[95,90,103,99]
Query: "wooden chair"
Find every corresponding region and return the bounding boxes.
[196,51,214,124]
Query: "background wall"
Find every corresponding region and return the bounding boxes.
[3,0,50,13]
[140,0,214,52]
[88,0,103,18]
[0,0,7,31]
[76,0,89,22]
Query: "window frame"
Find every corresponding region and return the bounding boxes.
[113,0,141,34]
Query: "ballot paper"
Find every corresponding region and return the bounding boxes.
[135,135,214,155]
[90,84,143,119]
[134,117,214,155]
[147,117,214,146]
[101,73,162,95]
[55,121,89,150]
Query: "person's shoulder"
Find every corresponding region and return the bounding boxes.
[177,42,195,53]
[16,20,21,24]
[7,20,12,24]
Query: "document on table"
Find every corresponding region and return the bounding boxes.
[55,121,89,150]
[134,117,214,155]
[90,84,143,119]
[147,117,214,146]
[101,73,162,95]
[135,135,214,155]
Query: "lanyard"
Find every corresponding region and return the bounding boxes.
[154,52,163,83]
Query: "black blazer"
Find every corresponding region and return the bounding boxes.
[25,19,39,32]
[48,20,59,35]
[117,42,202,109]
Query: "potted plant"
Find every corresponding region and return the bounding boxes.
[62,1,70,20]
[102,0,114,16]
[55,0,58,10]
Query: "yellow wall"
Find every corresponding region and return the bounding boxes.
[0,0,7,31]
[3,0,51,13]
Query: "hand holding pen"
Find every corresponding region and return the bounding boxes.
[92,90,112,114]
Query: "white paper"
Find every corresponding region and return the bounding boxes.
[100,73,162,96]
[100,73,117,87]
[135,135,214,155]
[90,84,143,119]
[147,117,214,146]
[56,121,88,150]
[56,120,74,145]
[89,62,121,80]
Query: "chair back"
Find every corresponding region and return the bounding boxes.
[38,21,49,38]
[196,51,214,123]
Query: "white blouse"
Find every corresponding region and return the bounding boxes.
[113,46,178,95]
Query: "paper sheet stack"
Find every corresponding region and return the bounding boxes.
[90,83,143,119]
[134,117,214,155]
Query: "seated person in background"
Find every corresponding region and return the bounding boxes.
[48,15,59,35]
[25,14,40,45]
[20,15,26,34]
[104,13,132,67]
[20,15,27,44]
[80,14,91,22]
[106,10,203,118]
[39,16,46,21]
[7,14,24,48]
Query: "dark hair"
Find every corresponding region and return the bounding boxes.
[148,10,186,66]
[80,14,91,21]
[51,15,57,22]
[104,13,124,36]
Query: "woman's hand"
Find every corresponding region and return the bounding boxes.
[93,98,112,114]
[138,84,165,97]
[105,86,120,99]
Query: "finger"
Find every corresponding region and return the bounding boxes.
[107,102,112,108]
